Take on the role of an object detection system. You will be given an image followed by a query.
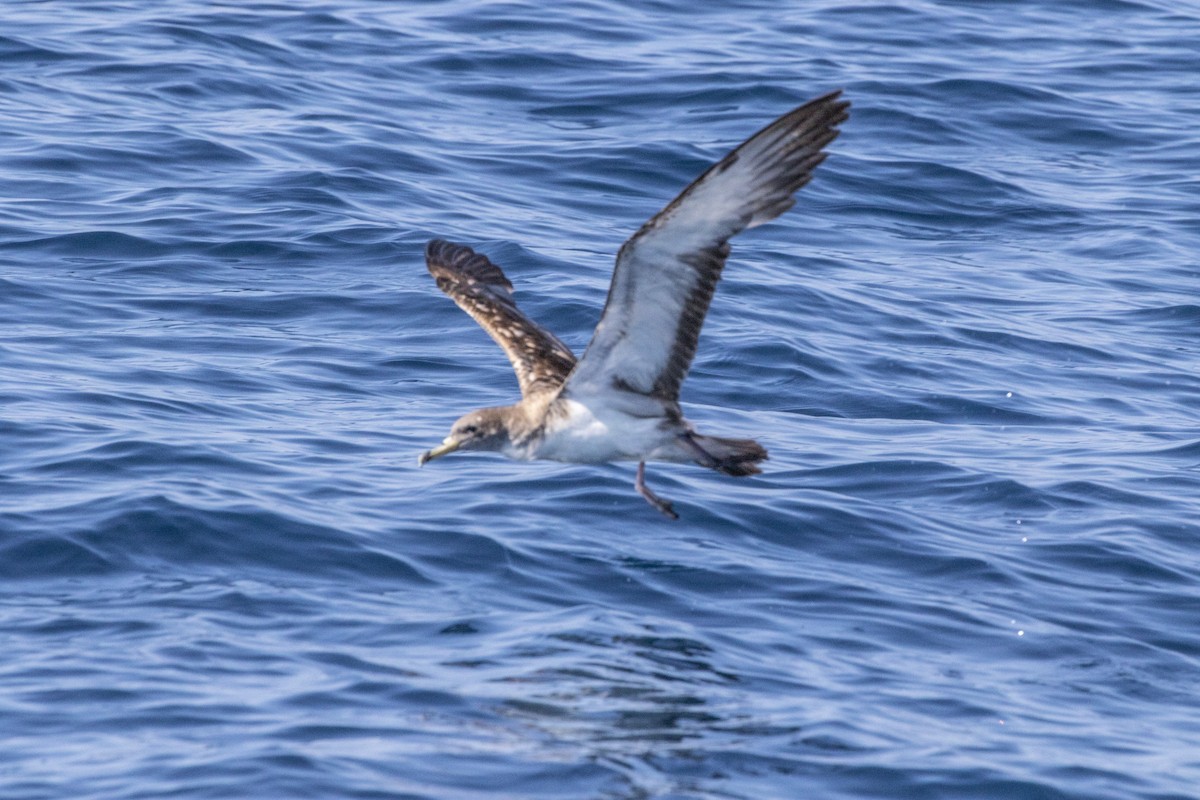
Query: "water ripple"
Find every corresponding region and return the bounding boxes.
[2,1,1199,798]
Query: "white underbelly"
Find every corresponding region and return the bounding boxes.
[522,398,683,464]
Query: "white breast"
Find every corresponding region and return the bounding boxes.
[523,397,681,464]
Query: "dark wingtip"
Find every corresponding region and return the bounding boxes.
[424,239,512,288]
[797,89,850,136]
[425,238,479,264]
[425,238,461,267]
[812,87,850,114]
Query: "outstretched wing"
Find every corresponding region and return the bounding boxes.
[425,239,577,398]
[564,90,849,401]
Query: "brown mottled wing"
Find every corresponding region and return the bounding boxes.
[425,239,577,398]
[564,90,849,402]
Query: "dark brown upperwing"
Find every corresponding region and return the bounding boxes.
[425,239,576,398]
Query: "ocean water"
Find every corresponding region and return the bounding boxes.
[2,0,1199,798]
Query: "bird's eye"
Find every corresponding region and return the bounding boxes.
[462,425,478,435]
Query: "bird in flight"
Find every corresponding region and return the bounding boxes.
[419,90,849,518]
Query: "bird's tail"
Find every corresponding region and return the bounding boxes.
[688,434,768,477]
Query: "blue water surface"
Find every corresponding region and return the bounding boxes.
[2,1,1199,798]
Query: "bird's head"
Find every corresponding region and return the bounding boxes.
[418,408,512,465]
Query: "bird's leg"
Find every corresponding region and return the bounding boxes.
[635,461,678,520]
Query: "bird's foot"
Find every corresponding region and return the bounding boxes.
[635,461,678,520]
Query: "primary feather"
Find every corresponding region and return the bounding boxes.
[565,90,848,401]
[425,239,577,398]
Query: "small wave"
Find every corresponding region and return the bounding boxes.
[0,495,430,583]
